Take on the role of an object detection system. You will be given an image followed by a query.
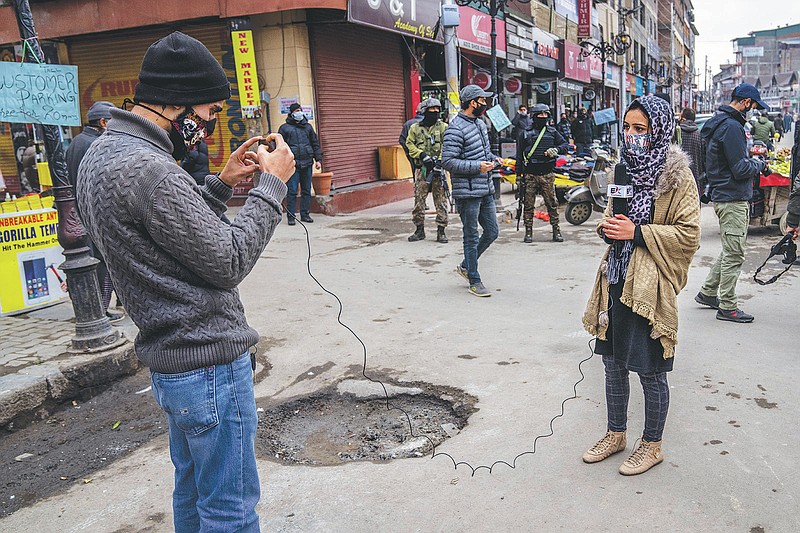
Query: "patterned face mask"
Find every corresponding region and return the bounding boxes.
[173,108,210,149]
[622,132,653,157]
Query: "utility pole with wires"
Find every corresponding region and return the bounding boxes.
[12,0,126,352]
[441,0,460,122]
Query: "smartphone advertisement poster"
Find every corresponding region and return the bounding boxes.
[0,206,68,315]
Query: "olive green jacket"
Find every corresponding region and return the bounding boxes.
[406,121,447,165]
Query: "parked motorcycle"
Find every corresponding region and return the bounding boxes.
[564,155,612,225]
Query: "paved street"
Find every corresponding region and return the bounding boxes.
[1,186,798,532]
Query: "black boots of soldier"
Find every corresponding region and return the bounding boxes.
[409,225,448,243]
[523,226,563,242]
[408,225,425,242]
[436,226,448,243]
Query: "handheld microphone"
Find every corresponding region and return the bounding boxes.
[610,163,632,217]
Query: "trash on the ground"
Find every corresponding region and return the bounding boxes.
[60,476,68,480]
[135,385,152,395]
[112,421,121,430]
[82,478,93,484]
[14,453,34,462]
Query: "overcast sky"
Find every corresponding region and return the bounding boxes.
[694,0,800,90]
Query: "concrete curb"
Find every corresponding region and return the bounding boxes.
[0,342,139,428]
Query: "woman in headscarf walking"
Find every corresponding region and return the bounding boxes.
[582,95,701,475]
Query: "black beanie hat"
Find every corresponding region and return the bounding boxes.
[134,31,231,106]
[288,103,302,113]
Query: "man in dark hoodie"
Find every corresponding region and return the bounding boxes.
[695,83,768,323]
[278,103,323,225]
[679,107,706,197]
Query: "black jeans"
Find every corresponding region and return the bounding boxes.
[603,355,669,442]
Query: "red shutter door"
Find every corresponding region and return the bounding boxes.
[310,23,407,188]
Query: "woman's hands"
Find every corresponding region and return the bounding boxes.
[601,214,636,241]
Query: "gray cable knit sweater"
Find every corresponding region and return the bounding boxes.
[77,108,287,373]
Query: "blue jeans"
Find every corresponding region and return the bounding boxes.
[286,165,313,218]
[151,352,260,533]
[603,355,670,442]
[456,195,499,284]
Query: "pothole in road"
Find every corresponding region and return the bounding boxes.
[256,379,477,465]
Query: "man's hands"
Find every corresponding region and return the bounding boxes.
[788,225,799,240]
[544,148,559,158]
[219,136,261,187]
[256,133,296,183]
[422,154,435,172]
[601,214,636,241]
[315,161,322,171]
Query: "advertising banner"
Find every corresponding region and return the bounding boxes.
[0,205,68,315]
[0,62,80,126]
[562,41,590,83]
[589,54,603,80]
[231,30,262,119]
[348,0,442,43]
[457,6,507,58]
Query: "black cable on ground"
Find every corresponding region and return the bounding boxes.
[291,213,597,476]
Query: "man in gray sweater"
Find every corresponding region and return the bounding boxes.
[77,32,295,532]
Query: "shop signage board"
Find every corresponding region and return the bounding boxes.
[530,27,559,72]
[348,0,442,43]
[605,62,621,89]
[562,41,590,83]
[280,96,299,115]
[0,62,80,126]
[457,6,506,58]
[231,30,262,119]
[588,54,603,80]
[577,0,591,38]
[0,204,68,315]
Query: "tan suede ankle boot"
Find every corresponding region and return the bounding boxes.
[582,430,626,463]
[619,439,664,475]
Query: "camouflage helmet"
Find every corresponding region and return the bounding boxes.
[529,103,550,115]
[420,97,442,112]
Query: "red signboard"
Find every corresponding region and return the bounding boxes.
[589,54,603,80]
[578,0,591,38]
[457,6,506,58]
[562,41,591,83]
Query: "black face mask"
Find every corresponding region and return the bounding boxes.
[126,100,211,160]
[474,103,488,116]
[421,111,439,126]
[533,116,548,129]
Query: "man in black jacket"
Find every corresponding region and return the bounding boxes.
[571,107,593,156]
[516,104,570,243]
[695,83,768,323]
[278,103,323,225]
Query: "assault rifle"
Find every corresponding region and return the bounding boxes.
[515,176,526,231]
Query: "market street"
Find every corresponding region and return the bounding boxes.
[1,191,798,532]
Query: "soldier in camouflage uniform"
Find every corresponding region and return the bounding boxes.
[516,103,570,242]
[406,98,449,243]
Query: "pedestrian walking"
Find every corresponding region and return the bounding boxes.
[65,100,124,322]
[582,94,700,476]
[21,139,39,193]
[773,113,784,142]
[441,84,501,297]
[278,102,322,225]
[783,111,793,135]
[515,103,570,243]
[76,31,295,532]
[405,98,448,243]
[571,108,593,156]
[678,107,706,198]
[695,83,768,323]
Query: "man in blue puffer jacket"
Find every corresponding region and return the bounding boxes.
[441,84,502,297]
[278,103,323,225]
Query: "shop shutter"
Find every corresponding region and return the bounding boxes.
[310,23,407,188]
[67,24,243,175]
